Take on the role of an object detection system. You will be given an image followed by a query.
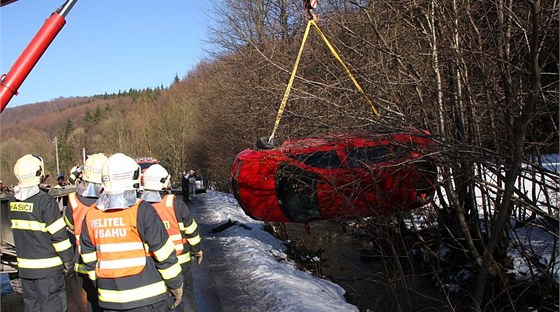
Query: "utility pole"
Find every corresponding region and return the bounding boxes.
[54,136,60,174]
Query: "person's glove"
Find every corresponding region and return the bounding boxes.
[63,260,75,278]
[193,250,203,265]
[170,286,183,309]
[69,165,83,184]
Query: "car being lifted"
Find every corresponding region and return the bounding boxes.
[231,131,438,223]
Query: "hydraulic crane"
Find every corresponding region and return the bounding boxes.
[0,0,77,113]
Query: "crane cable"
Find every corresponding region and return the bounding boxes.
[268,19,380,145]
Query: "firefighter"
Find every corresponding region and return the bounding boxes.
[10,154,75,312]
[80,153,183,311]
[141,164,203,312]
[63,153,108,312]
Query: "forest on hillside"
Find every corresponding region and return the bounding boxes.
[0,0,558,310]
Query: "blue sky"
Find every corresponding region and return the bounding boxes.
[1,1,215,107]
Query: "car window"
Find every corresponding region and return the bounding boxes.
[347,146,390,168]
[393,144,414,159]
[292,151,342,169]
[347,145,415,168]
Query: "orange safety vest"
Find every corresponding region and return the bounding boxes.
[85,202,147,278]
[68,192,96,273]
[151,194,185,255]
[68,192,93,250]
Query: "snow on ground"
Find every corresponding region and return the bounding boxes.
[1,191,358,311]
[410,163,560,286]
[507,222,560,282]
[194,191,358,312]
[472,165,559,283]
[3,165,556,311]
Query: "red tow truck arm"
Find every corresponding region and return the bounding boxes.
[0,0,77,113]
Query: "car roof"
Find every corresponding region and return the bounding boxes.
[277,131,432,153]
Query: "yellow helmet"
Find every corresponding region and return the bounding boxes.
[143,164,171,191]
[13,154,44,187]
[101,153,140,194]
[83,153,108,184]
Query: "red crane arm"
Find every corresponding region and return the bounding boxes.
[0,0,77,113]
[0,0,20,7]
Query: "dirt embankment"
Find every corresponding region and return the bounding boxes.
[279,221,444,312]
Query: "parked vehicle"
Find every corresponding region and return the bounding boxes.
[195,175,207,194]
[231,131,438,223]
[136,157,159,172]
[136,157,159,186]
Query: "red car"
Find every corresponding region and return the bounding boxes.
[231,131,438,223]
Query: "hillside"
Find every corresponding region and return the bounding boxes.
[2,98,99,138]
[0,94,136,186]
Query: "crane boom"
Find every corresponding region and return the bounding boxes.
[0,0,77,113]
[0,0,19,7]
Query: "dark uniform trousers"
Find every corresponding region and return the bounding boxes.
[81,274,102,312]
[21,269,67,312]
[176,265,195,312]
[102,298,171,312]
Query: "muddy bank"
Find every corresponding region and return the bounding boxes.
[282,221,446,311]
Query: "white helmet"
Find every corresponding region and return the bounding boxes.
[83,153,108,184]
[143,164,171,191]
[101,153,140,194]
[13,154,44,187]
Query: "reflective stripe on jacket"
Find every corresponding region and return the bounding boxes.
[66,192,97,274]
[9,191,73,278]
[68,192,92,244]
[67,192,91,274]
[80,200,183,310]
[151,194,185,255]
[85,202,146,278]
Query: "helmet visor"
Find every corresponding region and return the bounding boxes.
[96,190,138,211]
[140,190,162,203]
[78,182,103,198]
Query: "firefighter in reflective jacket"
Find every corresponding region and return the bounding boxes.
[141,164,203,312]
[64,153,108,312]
[80,153,183,311]
[10,154,75,312]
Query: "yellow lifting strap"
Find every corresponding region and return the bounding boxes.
[268,20,379,144]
